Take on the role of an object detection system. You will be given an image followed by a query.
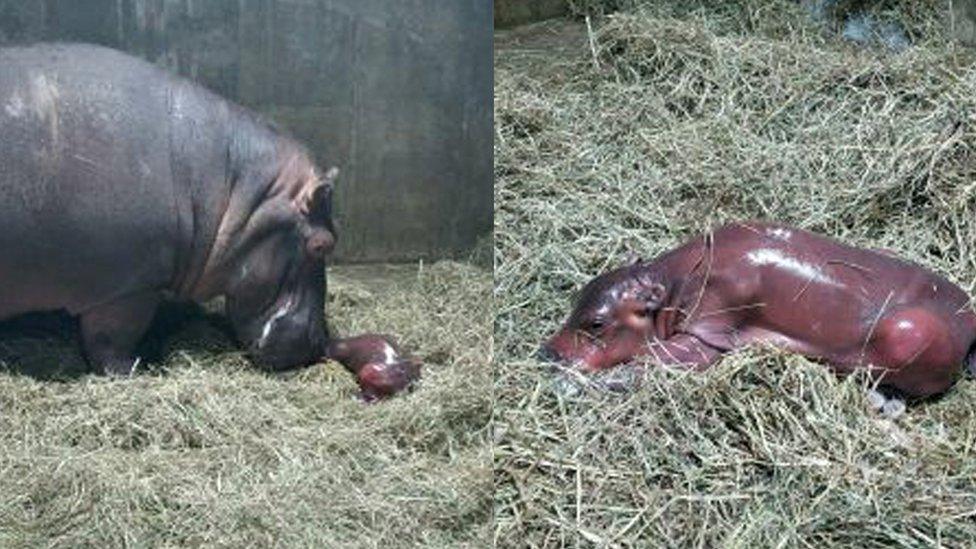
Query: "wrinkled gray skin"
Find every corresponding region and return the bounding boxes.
[0,43,339,374]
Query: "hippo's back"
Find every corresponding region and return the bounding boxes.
[0,44,231,318]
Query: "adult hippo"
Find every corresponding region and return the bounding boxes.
[540,222,976,400]
[0,43,418,393]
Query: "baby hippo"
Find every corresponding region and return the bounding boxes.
[540,221,976,402]
[326,334,422,402]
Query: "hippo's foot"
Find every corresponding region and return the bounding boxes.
[866,388,906,419]
[80,292,160,376]
[99,356,144,377]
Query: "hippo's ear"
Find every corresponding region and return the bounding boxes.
[322,166,340,186]
[299,166,339,216]
[640,282,666,311]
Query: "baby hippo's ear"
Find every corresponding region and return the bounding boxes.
[323,166,340,185]
[640,282,666,311]
[621,250,643,266]
[299,166,340,216]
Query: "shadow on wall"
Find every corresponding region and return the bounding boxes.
[0,0,493,264]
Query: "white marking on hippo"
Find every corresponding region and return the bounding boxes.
[30,73,59,118]
[258,297,294,349]
[746,248,838,286]
[28,72,60,150]
[4,92,25,118]
[765,227,793,241]
[382,343,397,364]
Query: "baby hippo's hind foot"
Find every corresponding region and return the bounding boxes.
[866,388,906,419]
[881,398,906,419]
[965,347,976,380]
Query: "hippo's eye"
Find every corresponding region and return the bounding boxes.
[587,318,606,332]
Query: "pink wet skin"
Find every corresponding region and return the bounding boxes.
[325,334,422,402]
[540,221,976,400]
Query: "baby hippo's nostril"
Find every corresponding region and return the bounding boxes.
[535,345,560,364]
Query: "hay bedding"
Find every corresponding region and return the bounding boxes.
[0,261,491,547]
[495,2,976,546]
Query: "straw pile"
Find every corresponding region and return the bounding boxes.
[0,261,491,547]
[495,2,976,546]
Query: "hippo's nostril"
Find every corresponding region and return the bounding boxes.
[535,345,560,364]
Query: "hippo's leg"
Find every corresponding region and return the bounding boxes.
[644,334,723,371]
[80,292,160,376]
[866,307,961,398]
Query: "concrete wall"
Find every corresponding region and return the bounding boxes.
[0,0,493,263]
[952,0,976,45]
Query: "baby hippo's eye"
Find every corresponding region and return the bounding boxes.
[587,318,606,332]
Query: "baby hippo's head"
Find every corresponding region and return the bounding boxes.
[356,357,423,402]
[326,334,422,402]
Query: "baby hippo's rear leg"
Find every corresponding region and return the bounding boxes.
[868,306,965,399]
[80,292,160,376]
[865,388,906,419]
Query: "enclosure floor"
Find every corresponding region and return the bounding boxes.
[495,5,976,547]
[0,260,491,546]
